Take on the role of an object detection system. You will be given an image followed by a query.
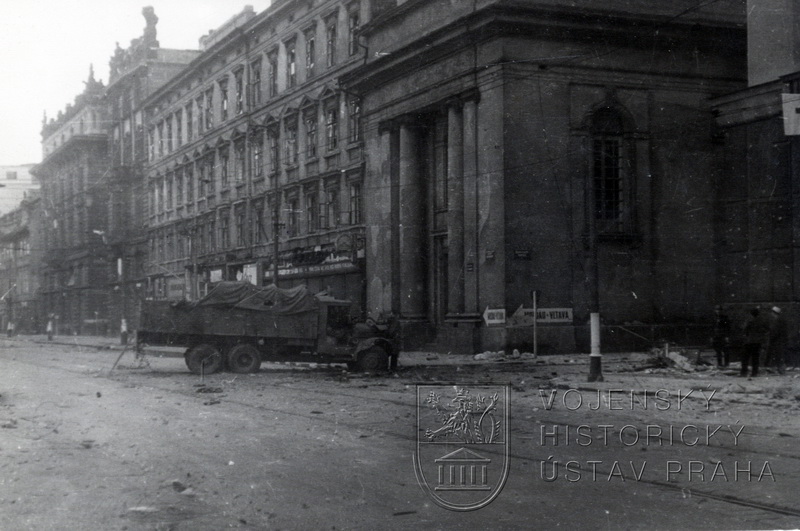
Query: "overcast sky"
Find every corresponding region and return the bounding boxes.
[0,1,272,166]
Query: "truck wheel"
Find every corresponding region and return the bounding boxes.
[227,344,262,373]
[357,347,389,373]
[185,344,223,375]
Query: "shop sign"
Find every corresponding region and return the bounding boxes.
[166,277,185,300]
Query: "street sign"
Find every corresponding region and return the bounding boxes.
[507,305,573,326]
[482,306,506,326]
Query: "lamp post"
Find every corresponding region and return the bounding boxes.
[272,200,284,287]
[587,174,603,383]
[118,257,128,344]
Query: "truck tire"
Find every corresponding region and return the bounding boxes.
[227,344,262,373]
[357,346,389,373]
[185,344,223,375]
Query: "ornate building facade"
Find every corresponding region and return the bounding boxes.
[143,1,377,314]
[33,70,111,335]
[104,7,200,333]
[0,192,42,333]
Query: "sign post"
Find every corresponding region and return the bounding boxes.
[482,306,506,327]
[532,290,538,356]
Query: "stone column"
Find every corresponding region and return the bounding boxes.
[447,101,464,315]
[462,97,479,315]
[398,120,426,318]
[366,126,392,316]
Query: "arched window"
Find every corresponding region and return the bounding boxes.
[590,107,633,235]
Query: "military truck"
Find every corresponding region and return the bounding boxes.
[136,281,397,374]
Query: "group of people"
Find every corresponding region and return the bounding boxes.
[712,305,789,377]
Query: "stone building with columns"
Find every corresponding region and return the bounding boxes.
[343,0,747,352]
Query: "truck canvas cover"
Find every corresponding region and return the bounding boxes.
[138,282,338,340]
[190,281,318,314]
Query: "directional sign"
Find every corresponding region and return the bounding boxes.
[483,306,506,326]
[507,305,573,326]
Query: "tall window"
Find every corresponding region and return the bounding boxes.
[251,132,264,178]
[166,119,173,152]
[325,188,339,228]
[219,147,230,187]
[348,5,360,56]
[305,113,318,158]
[219,78,229,121]
[268,127,280,173]
[175,110,183,147]
[197,221,205,254]
[198,157,208,197]
[267,197,276,241]
[591,107,630,233]
[285,118,298,164]
[250,58,262,106]
[325,106,338,151]
[234,140,246,182]
[148,127,155,161]
[306,191,318,233]
[349,182,362,224]
[157,121,165,157]
[253,200,265,243]
[286,40,297,88]
[204,88,214,130]
[235,205,246,247]
[326,17,337,67]
[207,217,216,251]
[149,183,156,217]
[176,167,184,205]
[287,197,299,237]
[196,96,205,133]
[305,29,316,78]
[185,103,194,142]
[220,211,229,249]
[166,173,174,210]
[348,98,361,143]
[186,165,194,205]
[234,69,244,115]
[268,51,278,97]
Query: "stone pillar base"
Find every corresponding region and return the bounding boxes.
[439,314,482,354]
[397,318,434,350]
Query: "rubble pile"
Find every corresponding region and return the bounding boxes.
[473,349,536,361]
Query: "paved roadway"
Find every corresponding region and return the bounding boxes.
[0,336,799,530]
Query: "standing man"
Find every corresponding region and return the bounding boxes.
[741,307,768,378]
[767,306,788,375]
[711,305,731,367]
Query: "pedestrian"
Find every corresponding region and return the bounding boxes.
[46,318,53,341]
[741,307,768,378]
[6,320,13,338]
[766,306,788,375]
[711,305,731,367]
